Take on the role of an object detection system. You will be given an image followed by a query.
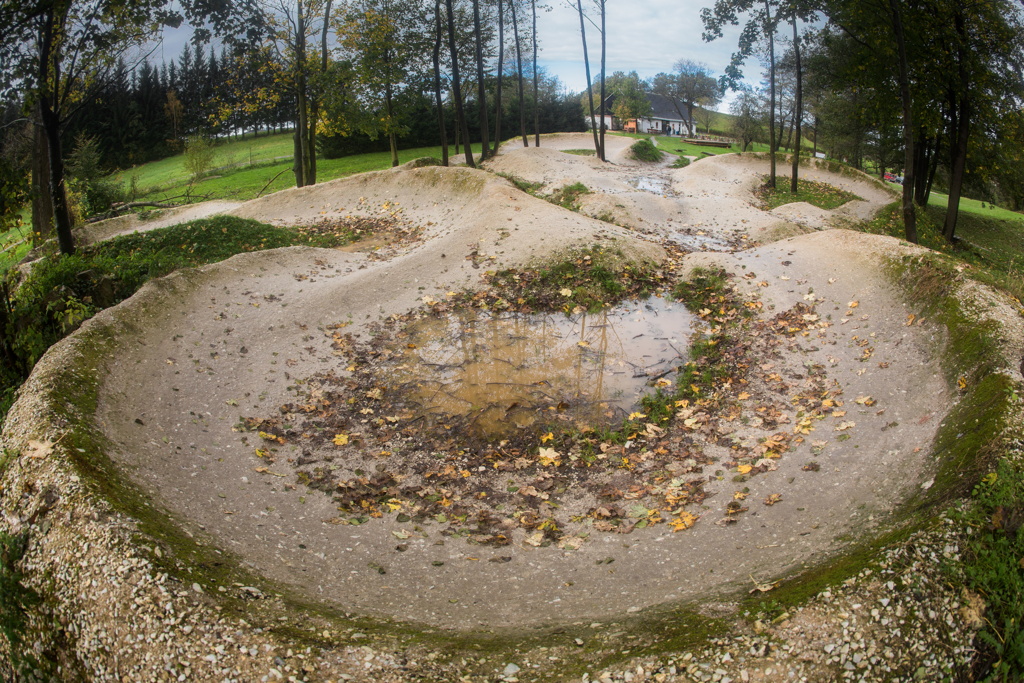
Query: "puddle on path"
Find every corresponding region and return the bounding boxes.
[630,176,673,195]
[385,297,694,439]
[669,230,736,252]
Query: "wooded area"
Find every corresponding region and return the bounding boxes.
[1,0,1022,253]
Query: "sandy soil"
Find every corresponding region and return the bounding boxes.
[3,140,1008,679]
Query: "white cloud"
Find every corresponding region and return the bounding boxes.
[535,0,756,108]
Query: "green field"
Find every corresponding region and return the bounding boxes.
[117,133,486,204]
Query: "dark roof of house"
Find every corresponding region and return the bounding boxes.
[601,92,691,123]
[646,93,690,123]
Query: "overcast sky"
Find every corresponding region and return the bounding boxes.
[155,0,757,112]
[533,1,751,107]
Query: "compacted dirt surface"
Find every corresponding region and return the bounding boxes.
[3,133,1021,681]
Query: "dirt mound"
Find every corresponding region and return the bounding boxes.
[75,200,242,245]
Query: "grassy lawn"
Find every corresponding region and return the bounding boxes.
[864,199,1024,302]
[755,176,863,210]
[119,136,486,204]
[0,211,33,271]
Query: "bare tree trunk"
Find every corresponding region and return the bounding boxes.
[445,0,475,167]
[386,81,399,167]
[472,0,490,161]
[532,0,540,146]
[598,0,606,162]
[38,3,75,255]
[294,1,313,187]
[510,0,528,146]
[790,15,802,194]
[889,0,916,243]
[576,0,601,157]
[812,114,818,158]
[433,0,449,166]
[942,11,971,242]
[494,0,504,155]
[764,0,776,189]
[31,111,53,246]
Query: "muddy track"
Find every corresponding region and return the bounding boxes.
[2,135,1018,681]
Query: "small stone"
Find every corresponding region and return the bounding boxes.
[503,663,521,677]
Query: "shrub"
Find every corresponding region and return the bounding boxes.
[628,139,664,163]
[183,135,216,183]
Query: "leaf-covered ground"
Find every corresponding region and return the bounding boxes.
[240,261,851,551]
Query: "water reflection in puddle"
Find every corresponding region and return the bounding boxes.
[386,297,694,438]
[630,176,672,195]
[669,231,735,252]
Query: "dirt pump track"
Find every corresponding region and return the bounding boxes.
[2,133,1021,680]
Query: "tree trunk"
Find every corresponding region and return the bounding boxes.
[790,16,802,194]
[293,1,312,187]
[576,0,601,157]
[764,0,776,189]
[38,3,75,255]
[445,0,475,167]
[31,113,54,247]
[912,127,929,205]
[598,0,606,162]
[510,0,528,146]
[942,11,971,243]
[924,140,940,205]
[532,0,540,146]
[433,0,449,166]
[812,115,818,158]
[386,82,399,167]
[494,0,504,155]
[889,0,917,243]
[943,97,970,241]
[472,0,490,161]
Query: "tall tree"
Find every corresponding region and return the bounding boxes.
[337,0,423,168]
[471,0,490,160]
[573,0,601,158]
[597,0,606,161]
[531,0,540,146]
[0,0,187,254]
[493,0,504,154]
[509,0,529,146]
[432,0,449,165]
[444,0,475,167]
[702,0,781,186]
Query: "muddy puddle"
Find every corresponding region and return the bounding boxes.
[670,230,736,252]
[384,297,694,438]
[629,176,672,195]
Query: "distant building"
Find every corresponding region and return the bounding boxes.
[589,93,693,136]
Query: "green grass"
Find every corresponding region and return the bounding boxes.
[0,211,32,271]
[115,134,486,205]
[110,132,298,190]
[863,201,1024,303]
[755,176,863,211]
[562,148,596,156]
[628,139,664,162]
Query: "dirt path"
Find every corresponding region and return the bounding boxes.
[1,142,1007,680]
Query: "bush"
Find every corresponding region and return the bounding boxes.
[183,135,216,183]
[66,134,125,218]
[628,139,664,162]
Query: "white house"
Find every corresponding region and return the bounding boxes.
[589,93,693,136]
